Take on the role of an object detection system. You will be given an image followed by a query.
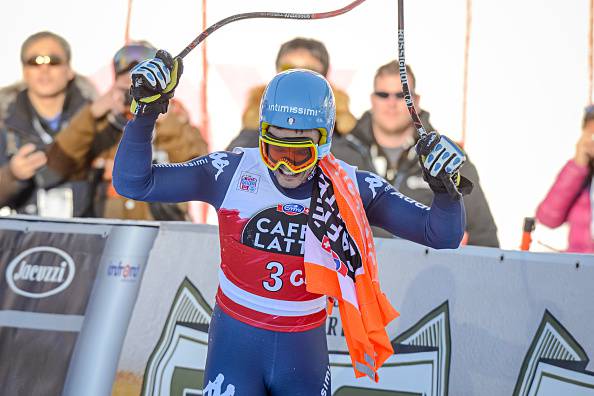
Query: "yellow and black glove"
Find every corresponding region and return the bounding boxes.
[129,49,183,115]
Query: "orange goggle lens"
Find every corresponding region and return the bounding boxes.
[259,135,318,174]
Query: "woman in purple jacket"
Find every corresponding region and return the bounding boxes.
[536,106,594,253]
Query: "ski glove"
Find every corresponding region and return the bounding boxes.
[129,50,183,115]
[415,131,473,200]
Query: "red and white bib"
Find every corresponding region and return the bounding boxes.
[216,148,356,332]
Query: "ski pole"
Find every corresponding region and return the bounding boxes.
[177,0,368,59]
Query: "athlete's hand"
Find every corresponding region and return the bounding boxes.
[129,49,183,115]
[415,131,473,200]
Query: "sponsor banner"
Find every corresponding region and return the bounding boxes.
[0,230,106,314]
[115,224,594,396]
[0,218,158,396]
[0,228,106,396]
[113,224,220,396]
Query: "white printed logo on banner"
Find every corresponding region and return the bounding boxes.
[513,310,594,396]
[141,278,212,396]
[107,260,141,282]
[328,301,451,396]
[5,246,76,298]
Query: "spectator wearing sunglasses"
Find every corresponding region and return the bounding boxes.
[50,41,208,220]
[535,106,594,253]
[350,60,499,247]
[0,31,97,217]
[226,37,374,171]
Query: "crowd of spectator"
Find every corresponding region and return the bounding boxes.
[0,33,208,222]
[1,31,591,253]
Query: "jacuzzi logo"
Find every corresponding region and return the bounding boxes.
[6,246,76,298]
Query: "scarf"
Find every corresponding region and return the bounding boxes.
[304,153,399,381]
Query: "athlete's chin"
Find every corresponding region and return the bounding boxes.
[274,170,307,189]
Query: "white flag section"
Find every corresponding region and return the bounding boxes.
[141,278,211,396]
[113,223,594,396]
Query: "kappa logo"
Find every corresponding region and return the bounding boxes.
[203,373,235,396]
[365,174,384,199]
[276,203,309,216]
[6,246,76,299]
[209,152,229,181]
[238,172,259,193]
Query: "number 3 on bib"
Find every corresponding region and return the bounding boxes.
[262,261,304,292]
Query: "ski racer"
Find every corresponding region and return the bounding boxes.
[112,50,472,395]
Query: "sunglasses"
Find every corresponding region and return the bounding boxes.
[373,91,407,100]
[24,55,65,67]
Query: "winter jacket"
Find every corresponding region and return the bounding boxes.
[226,84,375,172]
[350,110,500,247]
[56,101,208,220]
[536,160,593,253]
[0,78,96,216]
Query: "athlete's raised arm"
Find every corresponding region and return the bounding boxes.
[112,50,239,208]
[358,170,465,249]
[357,129,473,248]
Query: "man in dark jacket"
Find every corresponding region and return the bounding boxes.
[351,61,499,247]
[0,31,96,217]
[226,37,374,172]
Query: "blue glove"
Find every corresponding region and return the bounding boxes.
[129,50,183,115]
[415,131,473,200]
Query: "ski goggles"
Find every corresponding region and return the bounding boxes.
[259,133,319,174]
